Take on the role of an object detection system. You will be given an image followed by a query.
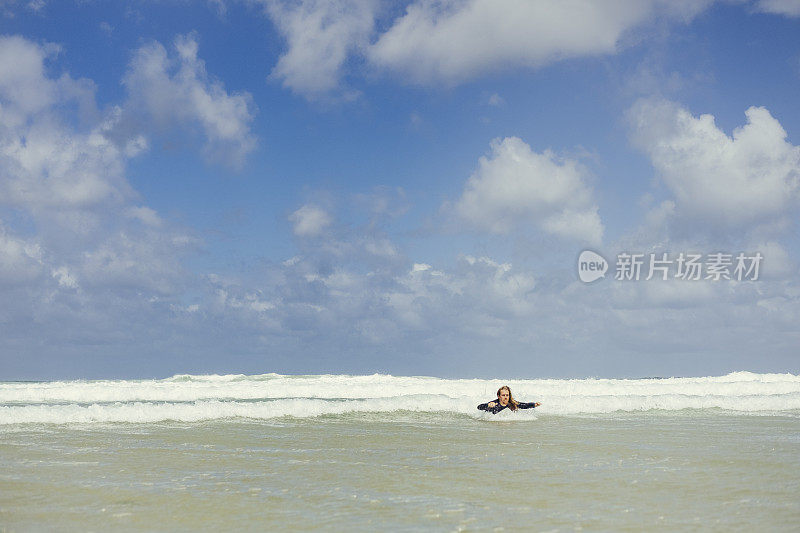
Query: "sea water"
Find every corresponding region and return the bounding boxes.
[1,372,799,531]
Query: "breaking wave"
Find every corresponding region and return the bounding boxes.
[1,371,798,425]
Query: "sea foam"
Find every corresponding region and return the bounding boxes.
[1,371,798,424]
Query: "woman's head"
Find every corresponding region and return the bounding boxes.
[496,385,518,409]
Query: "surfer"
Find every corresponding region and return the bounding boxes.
[477,385,540,414]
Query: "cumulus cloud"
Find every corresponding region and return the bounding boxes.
[289,204,332,237]
[450,137,603,245]
[0,36,132,216]
[0,35,58,117]
[122,34,256,166]
[0,225,43,286]
[0,35,194,356]
[260,0,713,96]
[0,121,133,214]
[260,0,377,98]
[755,0,800,17]
[628,98,800,234]
[372,0,645,84]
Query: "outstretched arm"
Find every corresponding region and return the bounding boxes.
[517,402,541,409]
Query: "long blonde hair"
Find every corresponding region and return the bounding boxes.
[497,385,519,410]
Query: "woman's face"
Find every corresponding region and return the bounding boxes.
[498,389,510,405]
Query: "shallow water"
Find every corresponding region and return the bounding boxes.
[2,411,799,531]
[2,372,799,531]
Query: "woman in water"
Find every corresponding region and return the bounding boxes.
[477,385,540,414]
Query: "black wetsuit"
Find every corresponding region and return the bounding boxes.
[477,400,538,414]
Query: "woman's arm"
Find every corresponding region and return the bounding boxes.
[477,401,497,411]
[517,402,541,409]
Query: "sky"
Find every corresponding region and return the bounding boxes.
[0,0,799,380]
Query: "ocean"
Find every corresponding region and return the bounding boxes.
[2,372,799,531]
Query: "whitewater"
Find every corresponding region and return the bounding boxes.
[1,371,799,425]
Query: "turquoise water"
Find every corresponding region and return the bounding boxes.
[2,411,799,531]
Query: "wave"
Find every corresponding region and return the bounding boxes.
[1,371,798,425]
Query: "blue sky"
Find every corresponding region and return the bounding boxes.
[1,0,799,380]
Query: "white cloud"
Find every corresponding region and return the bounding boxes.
[122,34,256,166]
[76,230,186,295]
[259,0,713,96]
[193,238,800,377]
[289,204,332,236]
[640,277,715,308]
[755,0,800,17]
[0,36,196,357]
[27,0,44,12]
[451,137,603,245]
[51,266,78,289]
[125,206,163,227]
[369,0,712,85]
[209,252,540,347]
[362,237,398,258]
[487,93,503,106]
[1,121,132,212]
[0,36,132,214]
[381,255,537,334]
[754,241,794,279]
[628,98,800,233]
[0,35,59,120]
[261,0,377,98]
[0,226,43,285]
[217,289,276,313]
